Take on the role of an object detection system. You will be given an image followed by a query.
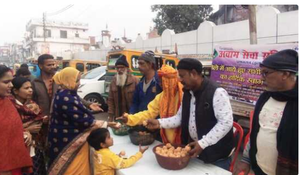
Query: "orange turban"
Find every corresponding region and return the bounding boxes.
[157,65,183,144]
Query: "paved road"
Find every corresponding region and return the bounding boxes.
[94,112,108,121]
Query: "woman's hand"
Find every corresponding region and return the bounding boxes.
[24,131,32,147]
[43,115,49,124]
[26,103,41,114]
[108,122,121,129]
[25,123,42,133]
[89,103,103,112]
[23,121,34,128]
[91,120,105,130]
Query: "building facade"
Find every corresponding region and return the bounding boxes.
[210,5,298,25]
[0,45,11,65]
[25,19,90,60]
[10,41,26,63]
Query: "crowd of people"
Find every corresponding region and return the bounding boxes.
[0,49,297,175]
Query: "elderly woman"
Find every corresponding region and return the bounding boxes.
[0,65,33,175]
[47,67,117,175]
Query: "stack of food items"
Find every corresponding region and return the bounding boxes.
[128,125,155,146]
[112,113,130,136]
[153,143,192,170]
[155,143,191,158]
[138,131,150,136]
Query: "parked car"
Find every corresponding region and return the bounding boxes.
[77,66,107,107]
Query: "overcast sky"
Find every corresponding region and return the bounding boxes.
[0,1,222,46]
[1,0,291,46]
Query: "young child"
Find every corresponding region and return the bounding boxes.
[87,128,149,175]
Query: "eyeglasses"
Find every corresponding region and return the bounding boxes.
[261,70,276,77]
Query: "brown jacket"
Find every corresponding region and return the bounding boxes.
[32,77,92,117]
[108,73,139,120]
[32,76,58,117]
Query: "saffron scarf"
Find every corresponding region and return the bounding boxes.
[158,65,183,144]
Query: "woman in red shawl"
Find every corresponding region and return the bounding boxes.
[10,77,47,175]
[0,65,32,175]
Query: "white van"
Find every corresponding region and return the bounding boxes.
[77,66,107,105]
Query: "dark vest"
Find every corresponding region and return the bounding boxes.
[181,77,234,163]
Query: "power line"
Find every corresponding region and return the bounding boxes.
[43,4,75,30]
[70,5,92,21]
[42,4,75,43]
[47,4,74,16]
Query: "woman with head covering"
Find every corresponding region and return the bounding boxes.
[47,67,118,175]
[10,77,47,175]
[117,65,183,144]
[0,65,33,175]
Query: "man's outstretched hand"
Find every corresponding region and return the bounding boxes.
[115,113,129,123]
[145,119,160,130]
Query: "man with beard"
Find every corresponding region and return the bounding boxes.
[108,56,139,121]
[129,50,162,114]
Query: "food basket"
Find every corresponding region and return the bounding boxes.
[152,143,191,170]
[111,121,130,136]
[128,125,155,146]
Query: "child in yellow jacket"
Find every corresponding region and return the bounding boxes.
[87,128,149,175]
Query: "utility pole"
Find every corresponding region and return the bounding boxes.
[43,12,46,42]
[248,5,257,44]
[224,5,227,24]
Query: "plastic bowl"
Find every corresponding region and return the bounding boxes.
[111,124,130,136]
[152,144,191,170]
[128,125,155,146]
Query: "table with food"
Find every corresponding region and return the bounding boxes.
[108,125,232,175]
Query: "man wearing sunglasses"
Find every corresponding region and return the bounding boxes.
[235,49,298,175]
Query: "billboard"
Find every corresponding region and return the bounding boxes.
[211,44,298,105]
